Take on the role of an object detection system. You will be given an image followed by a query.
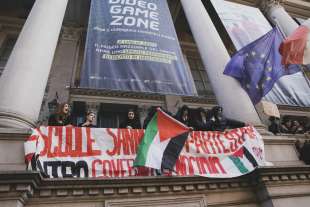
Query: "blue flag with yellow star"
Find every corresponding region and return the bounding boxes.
[224,27,301,105]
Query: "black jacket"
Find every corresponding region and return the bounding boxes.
[78,123,97,128]
[48,114,72,126]
[210,118,245,132]
[119,119,141,129]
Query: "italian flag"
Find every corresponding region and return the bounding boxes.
[279,19,310,65]
[134,108,190,170]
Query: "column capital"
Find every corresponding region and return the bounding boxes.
[85,102,100,112]
[61,26,83,41]
[260,0,286,14]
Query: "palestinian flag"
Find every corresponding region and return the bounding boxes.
[279,19,310,65]
[134,108,190,170]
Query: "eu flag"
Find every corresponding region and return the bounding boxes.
[224,27,300,104]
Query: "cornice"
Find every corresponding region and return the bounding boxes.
[1,167,310,204]
[69,88,218,106]
[278,105,310,112]
[256,166,310,185]
[70,88,165,102]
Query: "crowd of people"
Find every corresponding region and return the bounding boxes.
[47,103,246,131]
[48,102,309,134]
[268,116,310,135]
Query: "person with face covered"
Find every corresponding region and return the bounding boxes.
[48,103,73,126]
[78,111,97,128]
[192,107,212,131]
[209,106,245,132]
[119,109,141,129]
[174,105,192,127]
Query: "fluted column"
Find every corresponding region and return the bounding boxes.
[0,0,68,128]
[180,0,261,124]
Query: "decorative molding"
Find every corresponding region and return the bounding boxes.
[0,167,310,205]
[0,127,31,141]
[70,88,165,102]
[182,96,217,105]
[278,105,310,112]
[105,195,207,207]
[0,110,36,128]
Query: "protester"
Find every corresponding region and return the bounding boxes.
[48,103,73,126]
[192,107,212,131]
[291,120,305,134]
[305,119,310,134]
[280,119,294,133]
[119,109,141,129]
[209,106,245,131]
[268,116,281,135]
[174,105,192,127]
[298,140,310,165]
[143,106,157,129]
[78,111,97,128]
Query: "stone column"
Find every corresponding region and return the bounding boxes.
[180,0,261,124]
[260,0,298,36]
[0,0,69,128]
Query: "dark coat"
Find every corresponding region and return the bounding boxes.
[119,119,141,129]
[174,105,192,127]
[48,114,72,126]
[78,123,97,128]
[210,118,245,132]
[191,108,212,131]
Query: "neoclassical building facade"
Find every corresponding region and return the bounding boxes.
[0,0,310,206]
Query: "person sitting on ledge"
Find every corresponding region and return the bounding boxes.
[78,111,96,128]
[280,119,294,134]
[268,116,280,135]
[48,102,73,126]
[291,120,305,134]
[119,109,141,129]
[209,106,245,132]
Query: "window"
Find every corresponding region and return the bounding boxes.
[186,54,213,96]
[0,37,17,76]
[97,103,139,128]
[71,101,87,126]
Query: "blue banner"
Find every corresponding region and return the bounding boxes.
[80,0,196,96]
